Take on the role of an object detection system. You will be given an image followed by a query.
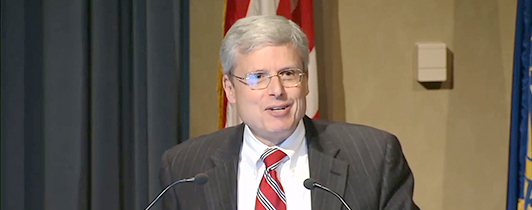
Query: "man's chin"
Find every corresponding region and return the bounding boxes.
[265,124,296,136]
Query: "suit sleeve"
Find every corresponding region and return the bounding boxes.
[160,149,180,210]
[380,135,420,210]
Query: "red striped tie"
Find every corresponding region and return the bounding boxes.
[255,148,287,210]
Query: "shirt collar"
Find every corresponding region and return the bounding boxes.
[242,119,306,169]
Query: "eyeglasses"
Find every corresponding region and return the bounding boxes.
[232,68,305,90]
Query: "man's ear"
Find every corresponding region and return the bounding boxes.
[223,75,237,103]
[304,72,310,96]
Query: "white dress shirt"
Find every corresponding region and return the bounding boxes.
[237,120,312,210]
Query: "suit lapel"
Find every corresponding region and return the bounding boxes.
[304,117,348,210]
[202,124,244,210]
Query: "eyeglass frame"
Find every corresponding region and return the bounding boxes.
[230,68,306,90]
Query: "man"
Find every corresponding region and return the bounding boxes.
[160,15,419,210]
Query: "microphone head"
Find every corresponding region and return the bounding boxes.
[303,178,316,190]
[194,173,209,185]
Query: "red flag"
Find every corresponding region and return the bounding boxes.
[217,0,319,129]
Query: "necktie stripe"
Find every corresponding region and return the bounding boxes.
[264,173,286,201]
[266,160,283,171]
[257,191,275,210]
[259,148,277,160]
[259,175,285,201]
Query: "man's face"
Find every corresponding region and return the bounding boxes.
[222,44,309,145]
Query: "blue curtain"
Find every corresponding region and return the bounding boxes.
[507,0,532,209]
[0,0,189,209]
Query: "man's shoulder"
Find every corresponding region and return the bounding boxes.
[311,118,395,139]
[163,124,243,160]
[307,118,401,151]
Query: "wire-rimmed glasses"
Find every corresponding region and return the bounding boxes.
[231,68,305,90]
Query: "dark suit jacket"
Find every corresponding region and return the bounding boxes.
[160,116,419,210]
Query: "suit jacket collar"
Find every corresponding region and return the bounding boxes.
[304,116,349,210]
[203,123,244,210]
[203,117,348,210]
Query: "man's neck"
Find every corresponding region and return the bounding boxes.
[248,124,302,147]
[253,133,288,146]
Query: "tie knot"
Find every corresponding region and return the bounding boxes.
[260,148,287,170]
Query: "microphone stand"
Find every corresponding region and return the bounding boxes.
[145,173,209,210]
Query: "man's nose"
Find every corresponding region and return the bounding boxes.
[267,76,285,97]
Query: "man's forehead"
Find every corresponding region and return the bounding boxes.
[235,44,301,62]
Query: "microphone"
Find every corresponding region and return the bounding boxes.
[303,178,352,210]
[145,173,209,210]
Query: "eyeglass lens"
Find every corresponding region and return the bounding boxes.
[245,69,302,89]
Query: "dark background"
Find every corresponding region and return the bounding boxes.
[1,0,190,209]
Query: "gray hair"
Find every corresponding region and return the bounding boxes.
[220,15,309,75]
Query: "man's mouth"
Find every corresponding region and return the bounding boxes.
[267,105,290,111]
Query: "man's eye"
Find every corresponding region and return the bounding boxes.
[247,73,266,80]
[279,70,296,77]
